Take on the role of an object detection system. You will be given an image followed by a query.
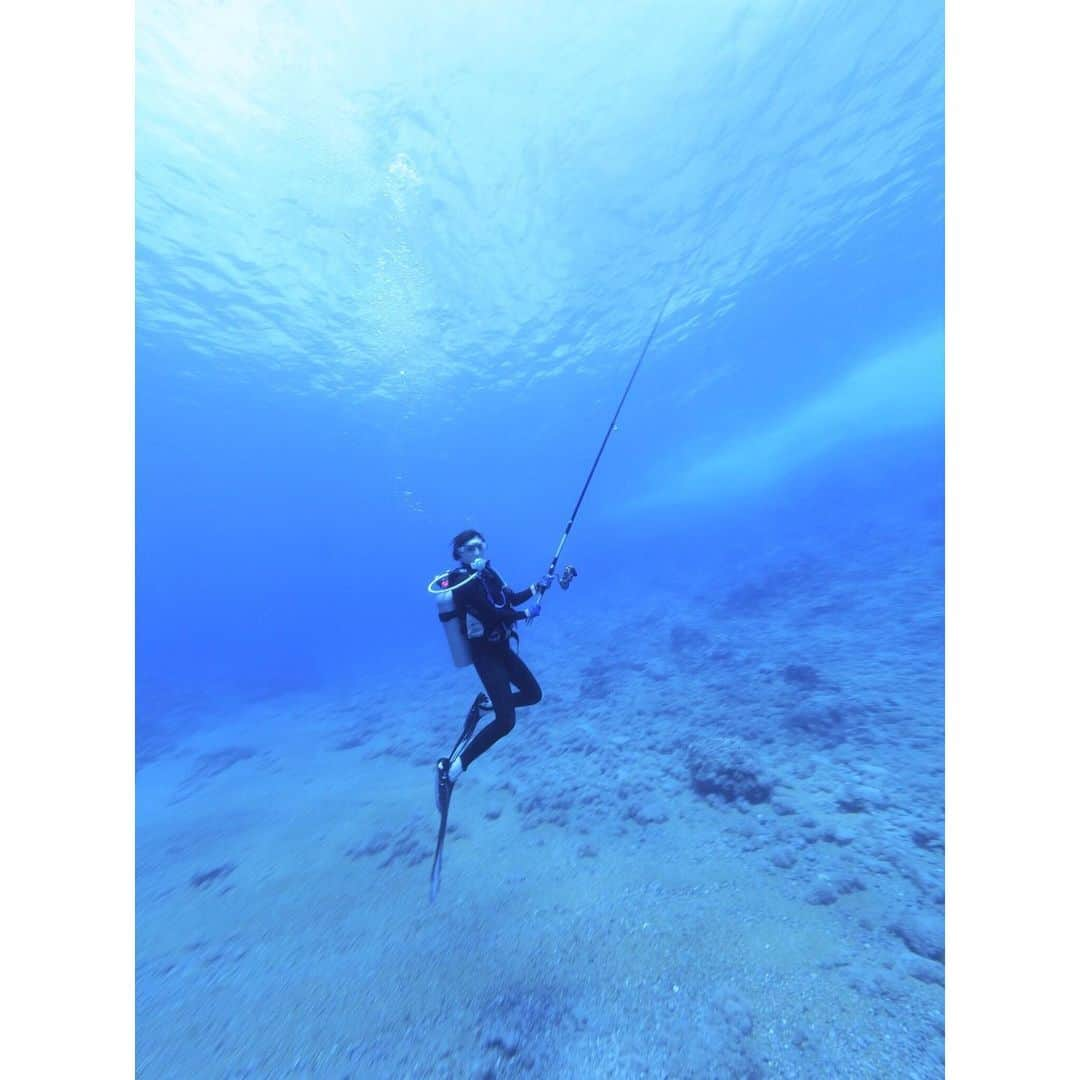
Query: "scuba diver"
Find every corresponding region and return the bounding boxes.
[426,289,672,902]
[434,529,554,807]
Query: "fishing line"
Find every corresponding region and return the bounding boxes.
[536,213,720,600]
[537,283,679,603]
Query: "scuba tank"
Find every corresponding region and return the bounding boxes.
[427,570,476,668]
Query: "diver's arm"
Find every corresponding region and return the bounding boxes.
[507,585,536,606]
[458,576,529,628]
[510,572,557,605]
[486,566,535,609]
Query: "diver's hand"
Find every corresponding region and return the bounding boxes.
[522,603,542,624]
[533,573,555,594]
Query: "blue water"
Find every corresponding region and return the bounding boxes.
[136,2,944,1076]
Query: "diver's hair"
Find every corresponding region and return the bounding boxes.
[451,528,485,562]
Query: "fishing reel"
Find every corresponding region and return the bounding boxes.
[558,565,578,590]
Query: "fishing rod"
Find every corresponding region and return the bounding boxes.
[535,285,677,608]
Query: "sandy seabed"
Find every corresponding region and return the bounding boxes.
[137,528,944,1079]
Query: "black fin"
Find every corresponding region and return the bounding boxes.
[430,692,491,901]
[430,770,453,902]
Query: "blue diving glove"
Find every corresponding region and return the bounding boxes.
[522,603,542,624]
[534,573,555,594]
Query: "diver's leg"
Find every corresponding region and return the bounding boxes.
[504,649,542,708]
[458,644,516,770]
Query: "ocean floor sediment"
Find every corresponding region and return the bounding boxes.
[137,531,944,1078]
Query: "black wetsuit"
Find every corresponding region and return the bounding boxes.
[447,563,542,769]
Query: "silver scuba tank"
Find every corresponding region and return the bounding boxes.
[429,571,473,668]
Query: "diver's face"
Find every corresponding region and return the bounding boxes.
[459,537,487,567]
